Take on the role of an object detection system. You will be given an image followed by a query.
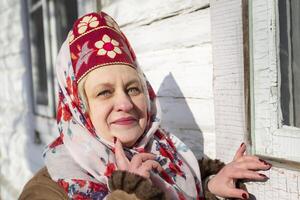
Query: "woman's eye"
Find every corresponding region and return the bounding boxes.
[127,87,140,95]
[97,90,112,97]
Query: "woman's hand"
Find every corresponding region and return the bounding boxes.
[207,143,272,199]
[114,138,163,179]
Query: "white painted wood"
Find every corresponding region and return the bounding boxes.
[158,97,214,131]
[102,0,209,27]
[251,0,300,162]
[158,96,215,159]
[138,45,212,99]
[122,9,211,54]
[210,0,245,163]
[76,0,97,17]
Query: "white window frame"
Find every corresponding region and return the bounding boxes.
[28,0,57,118]
[249,0,300,163]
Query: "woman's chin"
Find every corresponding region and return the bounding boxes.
[96,125,144,147]
[113,130,142,147]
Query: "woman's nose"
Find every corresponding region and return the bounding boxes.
[114,92,134,112]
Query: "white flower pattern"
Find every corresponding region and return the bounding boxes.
[77,15,99,34]
[95,34,122,59]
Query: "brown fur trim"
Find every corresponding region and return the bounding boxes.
[198,157,225,181]
[108,170,165,200]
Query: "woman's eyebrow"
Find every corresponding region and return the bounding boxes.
[126,78,141,87]
[90,83,113,93]
[90,78,141,91]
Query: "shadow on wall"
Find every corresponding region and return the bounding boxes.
[157,73,204,159]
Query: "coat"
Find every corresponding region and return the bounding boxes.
[19,158,245,200]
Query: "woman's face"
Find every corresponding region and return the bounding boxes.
[84,64,148,147]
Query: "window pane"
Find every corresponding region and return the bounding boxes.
[291,0,300,127]
[278,0,291,125]
[54,0,78,47]
[30,0,40,6]
[30,7,49,105]
[279,0,300,128]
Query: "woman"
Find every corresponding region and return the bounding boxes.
[20,12,271,200]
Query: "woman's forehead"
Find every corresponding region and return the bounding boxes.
[85,64,141,87]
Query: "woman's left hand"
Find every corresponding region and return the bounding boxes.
[114,138,163,179]
[207,143,272,199]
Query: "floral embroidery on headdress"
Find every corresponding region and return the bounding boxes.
[69,12,134,82]
[77,15,99,34]
[95,34,122,59]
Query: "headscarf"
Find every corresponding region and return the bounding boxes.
[44,12,204,200]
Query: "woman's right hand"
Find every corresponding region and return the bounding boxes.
[114,138,163,179]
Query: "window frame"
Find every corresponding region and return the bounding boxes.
[248,0,300,165]
[28,0,56,118]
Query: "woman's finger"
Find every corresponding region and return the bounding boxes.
[232,159,272,171]
[235,155,261,163]
[229,168,269,181]
[141,160,163,172]
[233,143,246,161]
[135,160,163,178]
[130,153,156,169]
[225,188,249,199]
[114,138,129,170]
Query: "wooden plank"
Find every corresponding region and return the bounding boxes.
[158,97,215,158]
[102,0,209,27]
[210,0,246,163]
[158,96,214,131]
[138,45,212,99]
[122,8,211,54]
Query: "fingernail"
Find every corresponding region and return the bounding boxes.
[259,159,272,166]
[240,142,245,147]
[259,173,269,179]
[112,147,115,153]
[113,137,117,144]
[242,193,248,199]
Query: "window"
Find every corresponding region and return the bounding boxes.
[27,0,78,117]
[278,0,300,128]
[249,0,300,163]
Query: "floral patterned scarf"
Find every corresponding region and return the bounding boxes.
[44,12,204,200]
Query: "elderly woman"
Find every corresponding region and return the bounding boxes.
[20,12,271,200]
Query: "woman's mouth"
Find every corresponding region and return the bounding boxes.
[112,116,137,125]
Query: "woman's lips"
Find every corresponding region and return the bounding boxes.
[112,117,137,125]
